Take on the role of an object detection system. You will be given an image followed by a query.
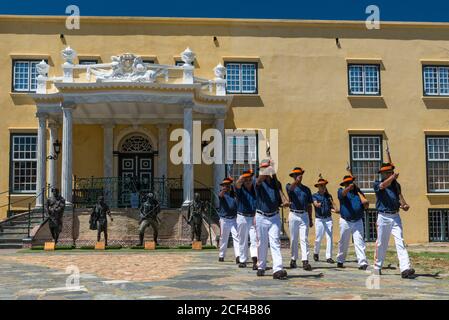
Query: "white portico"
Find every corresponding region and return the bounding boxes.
[29,47,231,208]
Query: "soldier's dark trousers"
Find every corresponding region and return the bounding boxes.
[97,222,108,246]
[138,219,158,245]
[191,224,202,242]
[49,221,62,244]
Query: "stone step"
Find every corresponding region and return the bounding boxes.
[5,219,43,226]
[0,236,26,243]
[0,243,22,249]
[0,227,30,235]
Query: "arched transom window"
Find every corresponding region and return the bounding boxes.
[120,135,153,153]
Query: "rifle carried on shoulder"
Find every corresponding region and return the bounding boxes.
[385,140,402,197]
[346,162,369,209]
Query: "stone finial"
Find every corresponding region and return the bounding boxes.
[36,60,49,76]
[61,46,77,64]
[214,63,226,79]
[181,47,196,66]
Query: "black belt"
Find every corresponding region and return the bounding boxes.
[379,210,399,215]
[238,212,255,217]
[220,216,237,220]
[316,216,332,219]
[256,209,279,217]
[290,209,306,214]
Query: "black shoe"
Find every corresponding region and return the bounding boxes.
[238,262,247,268]
[252,257,258,270]
[313,254,319,262]
[302,260,312,271]
[290,259,297,269]
[326,258,335,264]
[257,269,265,277]
[359,264,369,271]
[401,268,416,279]
[273,270,288,280]
[337,263,344,268]
[236,257,240,264]
[218,257,224,262]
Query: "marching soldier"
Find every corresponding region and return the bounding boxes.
[373,163,415,279]
[286,167,313,271]
[188,193,204,242]
[336,175,369,270]
[312,177,338,263]
[255,159,288,280]
[218,177,240,263]
[138,192,160,246]
[45,188,66,244]
[90,196,113,246]
[235,169,258,270]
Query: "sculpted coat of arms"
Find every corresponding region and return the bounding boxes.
[90,53,163,83]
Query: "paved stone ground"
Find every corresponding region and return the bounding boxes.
[0,247,447,300]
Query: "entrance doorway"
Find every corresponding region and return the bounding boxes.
[117,134,154,206]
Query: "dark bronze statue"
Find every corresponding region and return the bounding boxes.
[89,196,113,246]
[45,188,66,244]
[138,192,160,246]
[187,193,206,242]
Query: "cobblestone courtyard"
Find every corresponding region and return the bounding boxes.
[0,246,448,300]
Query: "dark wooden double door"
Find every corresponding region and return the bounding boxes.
[118,153,153,206]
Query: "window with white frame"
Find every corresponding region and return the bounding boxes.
[225,62,257,94]
[427,137,449,192]
[348,64,380,95]
[362,209,378,242]
[428,209,449,242]
[11,134,37,193]
[423,66,449,96]
[225,133,258,180]
[79,59,98,65]
[350,135,382,191]
[12,60,43,92]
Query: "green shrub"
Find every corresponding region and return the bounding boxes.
[105,245,123,250]
[80,246,95,250]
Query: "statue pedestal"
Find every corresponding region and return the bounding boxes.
[95,242,105,250]
[144,241,156,250]
[192,241,202,250]
[44,242,55,251]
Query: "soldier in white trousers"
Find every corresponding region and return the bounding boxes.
[312,177,338,263]
[218,177,240,263]
[286,167,314,271]
[373,162,415,279]
[336,175,369,270]
[235,169,258,270]
[255,159,288,280]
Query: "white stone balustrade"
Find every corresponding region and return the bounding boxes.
[34,46,227,96]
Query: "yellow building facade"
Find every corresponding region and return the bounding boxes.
[1,15,449,244]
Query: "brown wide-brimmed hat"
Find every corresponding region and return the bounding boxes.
[314,178,329,188]
[340,175,355,186]
[378,162,396,173]
[220,177,233,186]
[241,169,254,178]
[289,167,305,177]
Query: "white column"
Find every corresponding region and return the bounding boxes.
[61,105,74,206]
[103,124,114,206]
[48,122,59,189]
[157,124,168,179]
[103,124,114,178]
[183,107,194,204]
[35,113,48,208]
[213,118,225,207]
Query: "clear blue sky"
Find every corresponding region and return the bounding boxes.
[0,0,448,23]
